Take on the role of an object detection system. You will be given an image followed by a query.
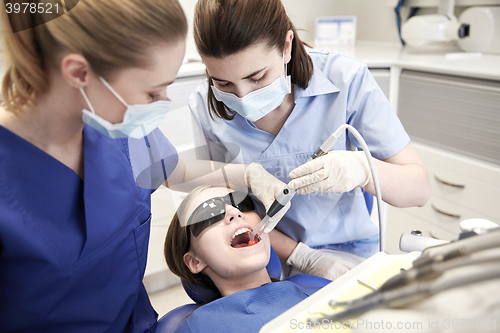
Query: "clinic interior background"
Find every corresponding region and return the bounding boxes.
[151,0,417,293]
[148,0,500,305]
[1,0,498,318]
[179,0,466,58]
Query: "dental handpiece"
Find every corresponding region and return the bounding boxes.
[250,133,341,241]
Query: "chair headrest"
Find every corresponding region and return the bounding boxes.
[182,246,282,304]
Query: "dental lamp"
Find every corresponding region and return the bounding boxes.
[401,0,470,48]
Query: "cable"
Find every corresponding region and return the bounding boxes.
[334,124,385,252]
[253,124,385,251]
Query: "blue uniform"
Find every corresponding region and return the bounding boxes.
[174,280,321,333]
[189,48,410,258]
[0,125,177,332]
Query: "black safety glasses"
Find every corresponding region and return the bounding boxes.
[187,192,257,237]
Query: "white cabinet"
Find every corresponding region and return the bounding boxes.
[386,70,500,254]
[387,142,500,253]
[396,70,500,165]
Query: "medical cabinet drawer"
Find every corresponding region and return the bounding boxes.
[426,164,500,219]
[413,142,500,221]
[414,143,500,188]
[400,196,500,235]
[386,141,500,253]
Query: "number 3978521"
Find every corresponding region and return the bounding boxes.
[5,2,61,14]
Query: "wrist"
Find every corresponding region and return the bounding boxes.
[354,151,371,187]
[243,163,257,188]
[269,230,299,261]
[286,242,308,267]
[286,241,301,262]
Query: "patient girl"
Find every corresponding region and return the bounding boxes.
[164,185,328,332]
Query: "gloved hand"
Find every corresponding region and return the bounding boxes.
[286,242,354,280]
[288,151,370,194]
[244,163,291,233]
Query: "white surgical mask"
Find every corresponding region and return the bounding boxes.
[80,77,171,139]
[211,54,291,122]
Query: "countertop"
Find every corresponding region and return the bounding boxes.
[177,41,500,81]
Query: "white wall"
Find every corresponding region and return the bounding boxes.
[331,1,465,44]
[178,0,198,58]
[283,0,404,44]
[333,0,402,44]
[179,0,467,48]
[179,0,341,54]
[282,0,339,45]
[179,0,406,48]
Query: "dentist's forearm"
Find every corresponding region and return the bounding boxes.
[269,229,299,261]
[363,151,430,208]
[166,159,248,192]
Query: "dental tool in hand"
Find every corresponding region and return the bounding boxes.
[250,124,383,252]
[249,132,341,243]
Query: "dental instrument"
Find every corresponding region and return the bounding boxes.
[307,229,500,325]
[250,124,384,253]
[399,232,450,253]
[317,263,500,325]
[357,279,378,291]
[249,132,340,242]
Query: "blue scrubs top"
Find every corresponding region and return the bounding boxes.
[189,48,410,258]
[0,125,178,332]
[174,280,322,333]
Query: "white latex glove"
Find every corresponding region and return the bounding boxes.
[288,151,371,194]
[286,242,354,280]
[244,163,291,232]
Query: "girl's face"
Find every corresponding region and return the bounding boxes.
[84,40,186,124]
[183,187,271,281]
[203,42,288,99]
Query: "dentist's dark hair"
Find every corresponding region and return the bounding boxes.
[193,0,314,120]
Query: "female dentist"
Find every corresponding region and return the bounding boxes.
[189,0,431,280]
[0,1,279,331]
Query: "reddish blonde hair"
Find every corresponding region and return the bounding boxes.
[1,0,187,113]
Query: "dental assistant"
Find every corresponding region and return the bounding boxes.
[189,0,431,279]
[0,1,270,332]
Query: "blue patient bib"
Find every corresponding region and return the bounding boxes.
[175,280,322,333]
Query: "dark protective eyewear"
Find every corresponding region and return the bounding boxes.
[187,192,260,237]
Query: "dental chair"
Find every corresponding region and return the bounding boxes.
[155,247,330,333]
[156,190,373,332]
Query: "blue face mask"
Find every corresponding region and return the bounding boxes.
[211,55,291,122]
[80,77,171,139]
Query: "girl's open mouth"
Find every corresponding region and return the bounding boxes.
[230,227,259,248]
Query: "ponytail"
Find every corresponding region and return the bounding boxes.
[1,20,57,112]
[288,33,313,89]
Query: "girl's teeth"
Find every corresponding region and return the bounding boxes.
[231,227,251,240]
